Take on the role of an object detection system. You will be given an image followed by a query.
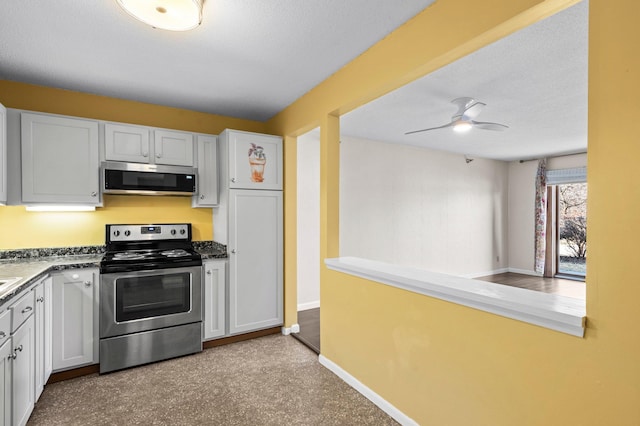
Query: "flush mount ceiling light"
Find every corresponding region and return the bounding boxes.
[116,0,203,31]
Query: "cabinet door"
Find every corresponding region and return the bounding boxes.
[104,123,150,163]
[0,339,11,426]
[227,130,282,190]
[228,190,283,335]
[192,135,218,207]
[0,102,6,205]
[34,276,52,400]
[52,270,96,371]
[44,277,53,383]
[203,260,226,340]
[34,281,45,400]
[12,316,35,426]
[21,113,100,204]
[153,130,194,166]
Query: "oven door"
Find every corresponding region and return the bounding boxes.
[100,266,202,338]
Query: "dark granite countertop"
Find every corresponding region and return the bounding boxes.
[0,241,227,308]
[0,254,102,306]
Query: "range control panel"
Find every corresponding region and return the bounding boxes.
[107,224,190,242]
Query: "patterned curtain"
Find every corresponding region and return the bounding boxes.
[534,158,547,274]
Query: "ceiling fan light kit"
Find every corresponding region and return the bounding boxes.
[116,0,203,31]
[405,97,509,135]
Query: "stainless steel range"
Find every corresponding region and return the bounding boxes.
[99,223,202,374]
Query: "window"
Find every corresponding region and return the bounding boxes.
[546,167,587,280]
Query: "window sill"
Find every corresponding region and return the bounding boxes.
[325,257,586,337]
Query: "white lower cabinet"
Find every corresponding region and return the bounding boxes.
[9,289,36,426]
[228,189,283,335]
[203,260,226,340]
[52,269,98,371]
[34,277,52,400]
[0,311,11,426]
[11,315,35,426]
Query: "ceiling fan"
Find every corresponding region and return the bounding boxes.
[405,97,509,135]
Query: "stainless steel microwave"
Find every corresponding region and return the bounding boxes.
[102,161,197,196]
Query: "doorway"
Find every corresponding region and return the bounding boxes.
[292,129,321,353]
[556,182,587,279]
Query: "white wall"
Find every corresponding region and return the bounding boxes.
[506,160,538,273]
[296,129,320,310]
[339,136,509,277]
[507,153,587,274]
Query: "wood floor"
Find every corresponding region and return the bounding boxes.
[476,272,586,299]
[292,308,320,354]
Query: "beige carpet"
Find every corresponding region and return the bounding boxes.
[28,334,397,425]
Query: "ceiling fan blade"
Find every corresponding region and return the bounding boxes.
[462,101,486,120]
[472,121,509,131]
[450,97,485,120]
[405,122,454,135]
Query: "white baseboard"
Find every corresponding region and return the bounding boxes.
[297,300,320,311]
[319,355,418,426]
[463,267,509,279]
[281,323,300,335]
[508,268,543,276]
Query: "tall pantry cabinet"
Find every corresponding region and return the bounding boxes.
[214,130,283,335]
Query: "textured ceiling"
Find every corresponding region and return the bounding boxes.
[0,0,434,121]
[340,1,588,161]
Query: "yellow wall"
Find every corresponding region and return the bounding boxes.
[267,0,640,424]
[0,80,266,248]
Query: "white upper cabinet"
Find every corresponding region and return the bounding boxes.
[192,134,218,207]
[21,113,100,205]
[220,129,282,190]
[153,130,193,166]
[104,123,150,163]
[104,123,194,167]
[0,102,6,205]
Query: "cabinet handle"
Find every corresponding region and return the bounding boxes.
[156,153,162,158]
[16,345,23,352]
[37,296,44,303]
[231,249,236,254]
[84,281,92,287]
[200,195,205,200]
[206,270,212,275]
[0,331,5,338]
[8,352,16,361]
[230,177,236,183]
[91,191,97,197]
[21,306,32,314]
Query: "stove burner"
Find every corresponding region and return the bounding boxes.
[160,249,190,258]
[112,252,147,260]
[101,223,202,274]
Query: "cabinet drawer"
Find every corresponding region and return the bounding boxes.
[0,309,9,346]
[10,291,35,333]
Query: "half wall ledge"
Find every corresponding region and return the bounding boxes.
[324,257,586,337]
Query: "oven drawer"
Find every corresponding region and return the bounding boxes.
[100,322,202,373]
[10,290,35,333]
